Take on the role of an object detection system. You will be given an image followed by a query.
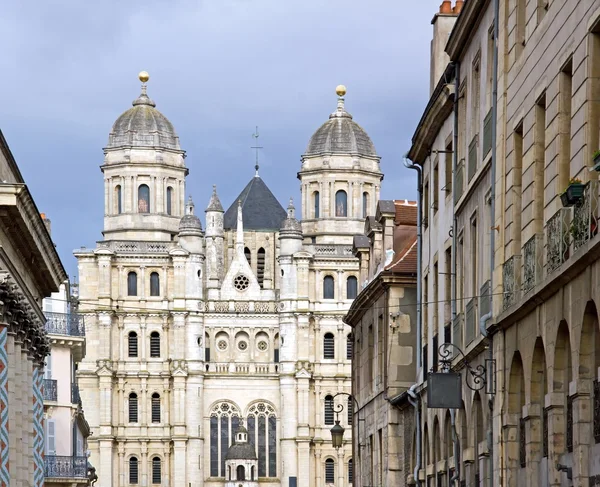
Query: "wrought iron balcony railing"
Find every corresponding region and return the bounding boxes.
[502,255,521,311]
[572,180,599,251]
[45,455,88,479]
[72,383,81,405]
[43,379,57,402]
[44,311,85,337]
[523,234,543,295]
[546,208,570,274]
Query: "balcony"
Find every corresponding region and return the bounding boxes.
[204,362,279,375]
[44,311,85,337]
[502,255,521,311]
[72,383,81,405]
[523,234,543,295]
[43,379,57,402]
[45,455,87,479]
[546,208,570,274]
[571,180,599,251]
[454,160,465,204]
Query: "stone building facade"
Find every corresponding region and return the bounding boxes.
[344,200,418,487]
[0,130,68,486]
[406,0,600,486]
[75,79,383,487]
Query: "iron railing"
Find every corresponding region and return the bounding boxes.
[546,208,570,274]
[44,455,88,479]
[44,312,85,337]
[72,383,81,405]
[468,135,478,182]
[523,234,543,295]
[43,379,57,402]
[502,255,521,311]
[572,180,599,251]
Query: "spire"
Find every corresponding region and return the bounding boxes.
[185,196,195,215]
[236,200,244,254]
[329,84,352,119]
[206,185,224,212]
[287,197,296,219]
[280,196,302,234]
[132,70,156,107]
[251,126,263,177]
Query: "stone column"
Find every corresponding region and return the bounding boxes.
[104,177,110,215]
[99,438,113,487]
[315,450,322,487]
[117,443,125,487]
[117,265,124,299]
[348,181,353,218]
[297,439,310,487]
[13,337,22,485]
[132,175,137,212]
[6,331,15,484]
[280,375,298,482]
[140,443,148,487]
[545,392,565,487]
[0,324,9,486]
[140,316,147,363]
[571,380,592,485]
[173,441,186,486]
[523,404,542,487]
[337,448,345,486]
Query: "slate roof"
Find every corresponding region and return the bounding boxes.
[226,442,258,461]
[107,89,180,150]
[223,176,287,230]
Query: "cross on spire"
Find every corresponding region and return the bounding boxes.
[251,126,263,177]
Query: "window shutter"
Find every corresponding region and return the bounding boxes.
[44,354,52,379]
[47,419,56,455]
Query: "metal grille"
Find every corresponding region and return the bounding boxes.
[567,395,573,452]
[150,332,161,358]
[594,379,600,443]
[44,456,88,479]
[519,417,526,467]
[257,248,266,287]
[129,394,138,423]
[542,408,548,457]
[71,384,80,405]
[128,332,138,357]
[502,256,521,310]
[348,397,353,425]
[465,298,476,345]
[44,312,85,336]
[151,394,161,423]
[546,208,570,274]
[43,379,57,401]
[324,333,335,359]
[348,459,353,483]
[129,457,139,484]
[324,396,334,425]
[347,334,353,360]
[152,457,161,484]
[523,234,543,294]
[572,180,599,250]
[468,135,478,181]
[325,459,335,483]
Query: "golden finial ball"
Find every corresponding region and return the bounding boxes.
[335,84,347,97]
[138,71,150,83]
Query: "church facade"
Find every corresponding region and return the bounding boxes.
[75,75,383,487]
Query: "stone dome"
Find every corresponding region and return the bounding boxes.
[225,442,257,461]
[304,95,377,158]
[106,85,181,150]
[179,197,203,236]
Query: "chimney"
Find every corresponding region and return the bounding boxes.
[430,1,460,95]
[41,213,51,236]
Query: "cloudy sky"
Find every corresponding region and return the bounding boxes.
[1,0,442,277]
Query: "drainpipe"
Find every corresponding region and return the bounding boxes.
[403,156,422,372]
[407,384,421,486]
[450,409,460,485]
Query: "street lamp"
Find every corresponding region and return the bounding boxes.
[327,392,361,450]
[330,420,345,449]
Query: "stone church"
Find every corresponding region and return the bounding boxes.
[75,73,383,487]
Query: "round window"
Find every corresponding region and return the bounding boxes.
[234,274,250,291]
[257,341,268,351]
[217,340,228,350]
[238,341,248,351]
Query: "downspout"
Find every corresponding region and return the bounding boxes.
[403,156,422,372]
[407,384,421,486]
[451,61,461,486]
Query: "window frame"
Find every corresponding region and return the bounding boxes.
[129,456,139,484]
[324,395,334,425]
[128,331,138,358]
[335,190,348,217]
[325,458,335,483]
[138,184,150,213]
[324,333,335,359]
[151,393,161,423]
[128,393,138,423]
[151,456,161,484]
[346,276,358,299]
[314,191,320,218]
[150,272,160,297]
[150,331,161,358]
[323,275,335,300]
[127,271,138,297]
[166,186,173,216]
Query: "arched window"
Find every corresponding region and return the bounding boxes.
[314,191,320,218]
[324,395,334,425]
[247,402,277,477]
[324,333,335,359]
[335,190,347,217]
[362,191,369,218]
[150,331,160,358]
[347,333,353,360]
[210,402,241,477]
[251,466,255,481]
[129,456,139,484]
[128,393,138,423]
[128,332,138,358]
[257,248,266,288]
[138,184,150,213]
[115,185,122,214]
[166,187,173,215]
[151,393,161,423]
[347,276,358,299]
[237,465,245,481]
[325,458,335,483]
[323,275,335,300]
[244,247,252,266]
[348,458,354,483]
[150,272,160,297]
[151,457,161,484]
[127,272,137,296]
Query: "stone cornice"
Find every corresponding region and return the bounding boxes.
[445,0,490,60]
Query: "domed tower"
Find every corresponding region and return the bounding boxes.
[224,425,258,487]
[101,71,188,241]
[298,85,383,244]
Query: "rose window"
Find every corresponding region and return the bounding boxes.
[217,340,228,350]
[234,274,250,291]
[238,341,248,351]
[257,341,268,351]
